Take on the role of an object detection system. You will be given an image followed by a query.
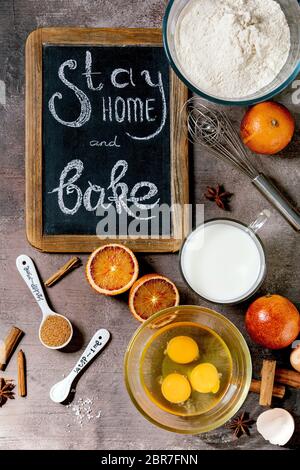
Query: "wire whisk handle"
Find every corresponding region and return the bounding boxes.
[252,174,300,232]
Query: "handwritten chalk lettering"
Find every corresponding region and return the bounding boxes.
[126,71,166,141]
[89,136,121,148]
[102,96,113,122]
[48,49,167,140]
[115,96,126,123]
[130,182,160,211]
[111,68,136,88]
[49,159,160,220]
[107,159,128,215]
[83,50,103,91]
[49,159,84,215]
[83,182,110,212]
[48,59,91,128]
[107,161,158,219]
[127,98,144,123]
[100,96,155,125]
[146,98,156,122]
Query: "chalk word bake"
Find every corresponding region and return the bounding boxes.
[48,51,166,140]
[49,159,160,220]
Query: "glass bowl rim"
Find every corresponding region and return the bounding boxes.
[124,305,252,434]
[179,217,267,305]
[162,0,300,106]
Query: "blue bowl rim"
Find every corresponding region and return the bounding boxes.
[163,0,300,106]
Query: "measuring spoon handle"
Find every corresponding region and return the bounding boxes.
[68,329,110,382]
[16,254,53,318]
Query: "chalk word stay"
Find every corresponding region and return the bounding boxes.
[48,51,166,141]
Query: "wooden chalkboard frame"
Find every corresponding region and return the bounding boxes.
[25,28,189,253]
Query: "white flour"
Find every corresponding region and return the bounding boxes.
[175,0,291,98]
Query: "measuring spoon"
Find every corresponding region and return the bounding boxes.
[16,254,73,350]
[50,328,110,403]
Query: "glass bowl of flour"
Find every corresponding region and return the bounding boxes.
[163,0,300,105]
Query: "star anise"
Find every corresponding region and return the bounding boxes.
[0,377,15,407]
[225,412,255,438]
[204,184,233,210]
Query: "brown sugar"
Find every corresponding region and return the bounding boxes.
[40,315,72,348]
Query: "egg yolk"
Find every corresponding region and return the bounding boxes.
[166,336,199,364]
[190,363,220,394]
[161,373,191,404]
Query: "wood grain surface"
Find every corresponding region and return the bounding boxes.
[0,0,299,451]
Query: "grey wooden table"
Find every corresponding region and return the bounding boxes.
[0,0,299,451]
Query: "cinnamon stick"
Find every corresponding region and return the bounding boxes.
[17,350,26,397]
[260,359,276,406]
[44,257,81,287]
[250,379,285,399]
[275,368,300,389]
[0,326,24,371]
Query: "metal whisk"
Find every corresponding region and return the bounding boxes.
[182,97,300,232]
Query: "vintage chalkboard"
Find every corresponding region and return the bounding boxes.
[26,28,189,252]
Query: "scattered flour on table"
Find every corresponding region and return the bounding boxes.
[175,0,291,98]
[66,397,102,429]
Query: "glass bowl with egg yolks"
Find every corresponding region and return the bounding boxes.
[124,306,251,434]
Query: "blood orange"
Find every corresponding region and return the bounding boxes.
[128,274,180,322]
[241,102,295,155]
[86,244,139,296]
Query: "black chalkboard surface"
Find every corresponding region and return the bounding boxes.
[26,28,188,252]
[43,45,171,236]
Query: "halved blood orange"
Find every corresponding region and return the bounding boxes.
[86,244,139,296]
[128,274,180,322]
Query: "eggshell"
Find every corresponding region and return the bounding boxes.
[257,408,295,446]
[290,345,300,372]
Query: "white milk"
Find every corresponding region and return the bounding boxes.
[181,222,264,303]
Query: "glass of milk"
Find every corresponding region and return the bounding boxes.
[180,210,270,304]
